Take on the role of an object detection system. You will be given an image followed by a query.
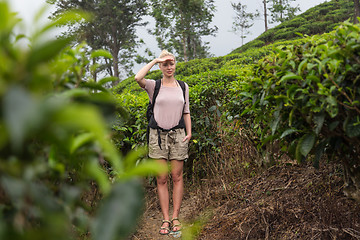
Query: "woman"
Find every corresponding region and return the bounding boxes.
[135,50,191,235]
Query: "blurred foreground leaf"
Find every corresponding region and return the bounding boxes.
[91,180,144,240]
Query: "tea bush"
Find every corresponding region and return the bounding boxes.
[228,20,360,200]
[0,2,165,240]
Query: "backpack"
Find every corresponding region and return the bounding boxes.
[146,79,186,149]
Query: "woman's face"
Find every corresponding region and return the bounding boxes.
[159,58,176,77]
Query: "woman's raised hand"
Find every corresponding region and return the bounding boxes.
[157,55,175,63]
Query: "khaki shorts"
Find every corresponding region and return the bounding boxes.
[148,128,189,161]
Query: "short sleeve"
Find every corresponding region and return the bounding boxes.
[143,79,156,103]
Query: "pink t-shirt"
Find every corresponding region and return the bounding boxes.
[143,79,190,129]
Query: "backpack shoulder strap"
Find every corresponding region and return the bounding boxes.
[177,80,186,101]
[152,79,161,104]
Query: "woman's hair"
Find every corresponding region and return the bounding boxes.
[159,50,176,62]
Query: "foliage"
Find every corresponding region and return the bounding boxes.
[48,0,148,81]
[0,2,165,240]
[148,0,218,62]
[227,20,360,200]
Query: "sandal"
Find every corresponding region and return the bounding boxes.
[159,220,171,235]
[171,218,182,232]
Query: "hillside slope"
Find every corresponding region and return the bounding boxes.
[231,0,354,54]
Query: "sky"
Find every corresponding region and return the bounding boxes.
[8,0,327,72]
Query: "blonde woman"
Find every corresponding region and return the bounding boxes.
[135,50,191,235]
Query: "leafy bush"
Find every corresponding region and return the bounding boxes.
[229,20,360,200]
[0,3,165,240]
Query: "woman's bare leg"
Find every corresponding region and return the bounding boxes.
[156,159,170,234]
[170,160,184,231]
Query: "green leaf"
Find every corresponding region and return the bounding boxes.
[3,87,39,150]
[313,112,325,135]
[344,116,360,138]
[98,77,118,86]
[58,89,89,99]
[121,161,168,179]
[295,140,303,163]
[280,128,298,139]
[32,10,92,40]
[208,105,216,112]
[91,49,113,59]
[70,133,94,154]
[85,159,111,194]
[91,180,144,240]
[329,121,339,131]
[79,81,108,92]
[299,133,316,157]
[55,105,122,173]
[15,34,26,42]
[270,110,281,135]
[298,59,307,75]
[123,146,148,170]
[27,37,72,69]
[289,108,295,127]
[325,96,338,118]
[277,72,302,85]
[313,140,327,169]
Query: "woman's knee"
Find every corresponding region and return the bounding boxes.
[171,171,183,183]
[157,175,168,185]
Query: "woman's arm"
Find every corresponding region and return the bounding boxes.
[134,59,158,88]
[134,56,173,88]
[183,113,192,142]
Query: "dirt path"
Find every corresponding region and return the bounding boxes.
[130,188,202,240]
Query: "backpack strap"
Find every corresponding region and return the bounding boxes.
[177,80,186,105]
[147,79,161,145]
[152,79,162,105]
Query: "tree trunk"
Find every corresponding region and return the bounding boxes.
[280,0,283,22]
[112,51,120,85]
[263,0,268,32]
[105,58,113,77]
[241,28,244,46]
[92,58,97,83]
[111,26,120,85]
[355,0,360,23]
[182,34,188,62]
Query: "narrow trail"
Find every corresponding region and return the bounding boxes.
[131,190,201,240]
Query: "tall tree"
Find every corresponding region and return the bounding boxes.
[260,0,299,32]
[48,0,148,82]
[149,0,218,62]
[231,2,259,46]
[355,0,360,23]
[269,0,300,23]
[263,0,269,32]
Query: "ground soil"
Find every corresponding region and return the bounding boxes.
[130,161,360,240]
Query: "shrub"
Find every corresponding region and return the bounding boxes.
[0,3,164,240]
[229,21,360,201]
